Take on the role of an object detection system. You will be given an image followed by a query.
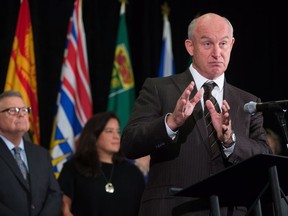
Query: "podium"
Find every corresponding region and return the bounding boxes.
[173,154,288,216]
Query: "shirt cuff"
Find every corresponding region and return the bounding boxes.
[165,113,178,140]
[222,143,235,157]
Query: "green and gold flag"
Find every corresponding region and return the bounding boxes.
[107,1,135,132]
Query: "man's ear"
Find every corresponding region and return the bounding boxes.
[184,39,193,56]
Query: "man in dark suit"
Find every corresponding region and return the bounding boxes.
[0,90,62,216]
[121,13,272,216]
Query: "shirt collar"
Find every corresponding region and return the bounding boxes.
[0,135,25,151]
[189,64,224,91]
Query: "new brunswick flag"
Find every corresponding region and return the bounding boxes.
[107,1,135,132]
[5,0,40,144]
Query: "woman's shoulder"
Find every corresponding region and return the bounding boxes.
[118,159,144,174]
[61,158,77,171]
[117,159,146,184]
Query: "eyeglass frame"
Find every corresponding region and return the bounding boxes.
[0,107,32,115]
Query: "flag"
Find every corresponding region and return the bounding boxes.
[134,2,177,182]
[4,0,40,144]
[158,2,175,77]
[49,0,92,178]
[107,1,135,132]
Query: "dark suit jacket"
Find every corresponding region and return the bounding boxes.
[0,138,62,216]
[121,70,272,216]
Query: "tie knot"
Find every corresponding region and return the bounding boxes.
[203,81,216,93]
[203,82,216,98]
[13,147,21,154]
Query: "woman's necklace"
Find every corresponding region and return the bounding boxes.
[100,165,115,193]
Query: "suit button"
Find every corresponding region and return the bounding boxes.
[31,205,35,209]
[233,159,239,164]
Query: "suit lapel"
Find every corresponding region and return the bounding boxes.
[170,69,194,94]
[0,138,30,191]
[24,141,37,192]
[223,82,241,122]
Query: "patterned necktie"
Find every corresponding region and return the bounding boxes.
[13,147,29,181]
[203,82,221,156]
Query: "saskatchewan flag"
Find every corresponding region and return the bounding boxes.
[107,1,135,132]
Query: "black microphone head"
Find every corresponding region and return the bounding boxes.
[244,101,256,114]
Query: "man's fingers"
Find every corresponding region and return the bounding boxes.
[206,100,216,112]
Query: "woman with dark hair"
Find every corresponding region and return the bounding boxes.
[58,111,145,216]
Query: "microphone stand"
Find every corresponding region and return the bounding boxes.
[274,110,288,154]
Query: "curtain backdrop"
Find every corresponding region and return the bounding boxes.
[0,0,286,149]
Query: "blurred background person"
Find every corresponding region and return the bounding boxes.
[58,111,146,216]
[265,128,283,155]
[263,128,288,215]
[0,90,62,216]
[135,155,150,182]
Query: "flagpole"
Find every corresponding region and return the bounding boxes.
[158,1,175,77]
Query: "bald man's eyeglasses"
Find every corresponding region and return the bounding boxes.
[0,107,32,116]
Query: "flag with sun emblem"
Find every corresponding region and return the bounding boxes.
[49,0,92,178]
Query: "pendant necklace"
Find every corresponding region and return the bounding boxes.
[101,165,115,193]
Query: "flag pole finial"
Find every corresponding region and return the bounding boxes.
[119,0,128,13]
[161,2,170,18]
[119,0,128,5]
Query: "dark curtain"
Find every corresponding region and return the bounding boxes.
[0,0,287,149]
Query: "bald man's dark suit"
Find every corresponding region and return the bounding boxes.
[0,138,62,216]
[121,69,272,216]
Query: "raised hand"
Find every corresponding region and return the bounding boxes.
[167,81,203,131]
[206,99,233,143]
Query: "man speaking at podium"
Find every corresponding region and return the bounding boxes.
[121,13,272,216]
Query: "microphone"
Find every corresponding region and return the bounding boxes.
[244,100,288,114]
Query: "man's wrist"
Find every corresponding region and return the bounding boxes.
[166,113,178,132]
[222,131,236,148]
